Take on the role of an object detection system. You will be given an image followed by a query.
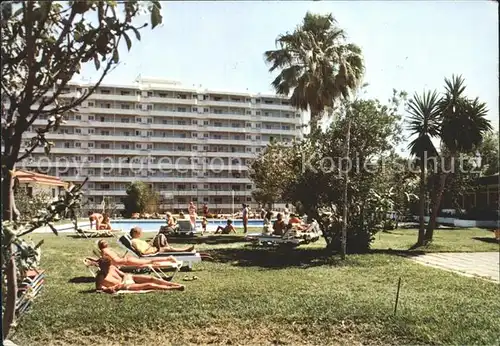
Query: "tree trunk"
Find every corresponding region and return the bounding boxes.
[340,117,351,259]
[417,159,426,245]
[425,172,448,242]
[2,250,18,341]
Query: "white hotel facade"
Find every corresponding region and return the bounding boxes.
[21,77,303,214]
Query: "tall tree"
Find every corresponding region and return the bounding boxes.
[122,181,160,217]
[425,75,491,241]
[264,12,364,259]
[1,1,163,339]
[406,90,441,245]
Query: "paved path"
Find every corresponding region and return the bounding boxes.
[407,252,500,283]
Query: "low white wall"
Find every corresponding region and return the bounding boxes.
[412,215,499,228]
[454,219,499,228]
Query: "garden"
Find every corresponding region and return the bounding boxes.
[9,228,500,345]
[1,2,499,345]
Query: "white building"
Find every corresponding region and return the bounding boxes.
[21,77,303,214]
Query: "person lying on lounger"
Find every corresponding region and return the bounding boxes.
[272,213,287,236]
[95,257,184,293]
[214,219,236,234]
[130,227,195,255]
[287,214,308,231]
[97,239,179,266]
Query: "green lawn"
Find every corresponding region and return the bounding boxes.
[372,227,499,253]
[10,228,500,345]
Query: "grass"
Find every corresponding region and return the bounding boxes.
[372,227,499,253]
[10,227,500,345]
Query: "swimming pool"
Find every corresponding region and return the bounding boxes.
[111,218,266,232]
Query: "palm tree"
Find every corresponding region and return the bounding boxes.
[406,90,441,245]
[425,75,491,241]
[264,12,364,130]
[264,12,364,259]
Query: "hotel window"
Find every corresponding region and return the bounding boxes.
[100,143,110,149]
[75,142,81,148]
[147,104,153,110]
[100,130,110,135]
[121,104,130,109]
[121,144,129,149]
[147,118,153,123]
[204,108,209,113]
[121,90,130,96]
[123,131,129,136]
[75,129,81,134]
[88,143,94,148]
[192,133,198,137]
[88,115,95,121]
[64,142,71,148]
[192,107,197,112]
[101,90,110,95]
[256,111,261,115]
[75,115,81,120]
[147,144,153,149]
[147,131,153,136]
[88,102,94,107]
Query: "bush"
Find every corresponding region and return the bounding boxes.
[323,216,378,254]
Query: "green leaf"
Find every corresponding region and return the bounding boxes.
[123,32,132,51]
[131,26,141,41]
[34,239,45,249]
[48,223,58,236]
[151,5,162,29]
[112,49,119,63]
[93,55,100,70]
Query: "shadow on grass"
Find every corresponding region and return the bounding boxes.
[210,245,365,269]
[146,234,248,246]
[472,237,500,244]
[68,276,95,284]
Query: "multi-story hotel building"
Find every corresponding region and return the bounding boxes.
[20,77,303,214]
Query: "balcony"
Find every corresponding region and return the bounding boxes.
[199,100,251,109]
[87,94,139,102]
[254,103,294,111]
[147,96,196,105]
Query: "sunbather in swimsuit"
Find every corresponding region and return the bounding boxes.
[88,212,104,230]
[98,239,179,266]
[130,227,195,254]
[272,213,287,236]
[96,257,184,293]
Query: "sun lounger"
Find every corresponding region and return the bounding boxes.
[84,257,180,283]
[245,221,322,246]
[75,228,120,238]
[15,269,45,317]
[175,220,202,236]
[117,235,202,270]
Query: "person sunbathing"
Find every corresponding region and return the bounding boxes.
[214,219,236,234]
[95,257,184,293]
[98,214,112,230]
[161,212,178,234]
[88,211,104,230]
[288,214,308,231]
[272,213,287,236]
[130,227,195,255]
[97,239,179,266]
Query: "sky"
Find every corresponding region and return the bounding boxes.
[78,1,499,154]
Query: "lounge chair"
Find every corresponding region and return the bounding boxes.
[84,257,180,282]
[15,269,45,317]
[75,228,120,238]
[117,235,202,270]
[175,220,202,236]
[245,220,322,247]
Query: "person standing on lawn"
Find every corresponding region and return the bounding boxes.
[242,204,249,233]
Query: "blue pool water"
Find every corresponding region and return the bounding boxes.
[111,218,265,232]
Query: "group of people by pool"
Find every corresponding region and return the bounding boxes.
[90,202,306,294]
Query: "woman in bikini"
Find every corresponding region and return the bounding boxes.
[95,257,184,293]
[97,239,180,267]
